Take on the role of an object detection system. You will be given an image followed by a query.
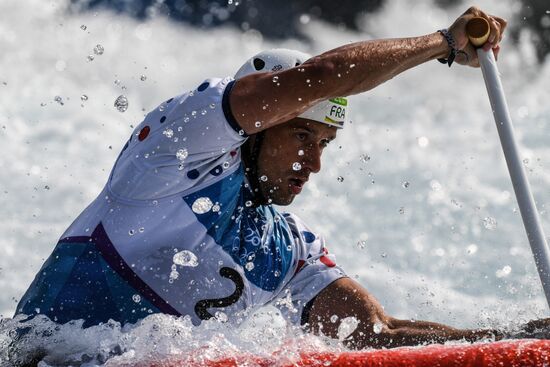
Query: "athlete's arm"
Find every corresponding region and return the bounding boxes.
[306,277,502,349]
[229,6,506,135]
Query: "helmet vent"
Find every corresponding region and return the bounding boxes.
[253,58,265,71]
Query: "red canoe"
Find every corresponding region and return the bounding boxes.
[114,339,550,367]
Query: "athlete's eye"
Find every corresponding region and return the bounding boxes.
[296,132,308,141]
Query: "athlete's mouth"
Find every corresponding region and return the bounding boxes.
[289,177,307,195]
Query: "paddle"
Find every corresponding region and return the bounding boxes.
[466,17,550,309]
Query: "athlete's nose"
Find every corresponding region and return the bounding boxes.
[302,145,322,173]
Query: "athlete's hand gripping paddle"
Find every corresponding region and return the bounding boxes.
[466,17,550,310]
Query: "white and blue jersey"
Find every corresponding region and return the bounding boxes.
[17,77,346,327]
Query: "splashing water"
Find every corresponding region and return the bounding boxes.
[173,250,199,267]
[192,197,213,214]
[176,148,188,161]
[0,310,340,366]
[93,44,104,55]
[114,95,128,112]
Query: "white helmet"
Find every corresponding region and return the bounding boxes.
[235,49,347,129]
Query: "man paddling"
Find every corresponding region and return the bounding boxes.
[17,6,545,348]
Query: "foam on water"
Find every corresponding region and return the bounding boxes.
[1,0,550,364]
[1,307,344,366]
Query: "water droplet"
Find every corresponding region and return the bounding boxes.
[140,75,147,81]
[163,129,174,138]
[200,109,207,115]
[523,158,529,165]
[430,180,442,191]
[483,216,497,230]
[93,44,104,55]
[245,200,253,207]
[54,96,64,105]
[176,148,188,161]
[114,95,128,112]
[215,311,228,323]
[337,317,359,341]
[238,129,245,136]
[373,322,383,334]
[360,154,371,163]
[356,240,367,249]
[159,104,165,112]
[399,207,405,214]
[255,121,262,128]
[337,176,344,182]
[417,136,429,148]
[80,24,87,30]
[169,269,179,282]
[209,103,216,109]
[467,244,478,255]
[138,227,145,233]
[292,162,302,171]
[132,294,141,303]
[298,150,304,156]
[191,110,197,117]
[260,175,268,182]
[330,315,339,323]
[183,116,190,123]
[128,229,135,236]
[272,76,279,83]
[245,262,255,271]
[274,270,281,277]
[173,250,199,267]
[80,94,88,101]
[212,203,221,212]
[86,54,95,62]
[192,197,213,214]
[402,181,410,188]
[349,63,356,68]
[496,265,512,278]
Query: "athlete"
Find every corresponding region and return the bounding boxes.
[16,6,547,348]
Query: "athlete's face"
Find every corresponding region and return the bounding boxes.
[256,118,338,205]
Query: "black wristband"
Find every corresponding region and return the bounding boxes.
[437,29,458,67]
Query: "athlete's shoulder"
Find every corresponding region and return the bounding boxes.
[108,76,245,201]
[280,212,319,243]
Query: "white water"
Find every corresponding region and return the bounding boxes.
[1,0,550,364]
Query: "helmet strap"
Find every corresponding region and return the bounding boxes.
[242,131,269,206]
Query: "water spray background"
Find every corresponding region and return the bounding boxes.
[1,0,549,336]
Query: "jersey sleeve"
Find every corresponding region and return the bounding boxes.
[271,212,347,325]
[109,77,248,201]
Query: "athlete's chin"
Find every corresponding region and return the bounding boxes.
[267,191,296,206]
[272,195,295,206]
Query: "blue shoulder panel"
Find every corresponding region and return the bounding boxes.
[182,165,293,291]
